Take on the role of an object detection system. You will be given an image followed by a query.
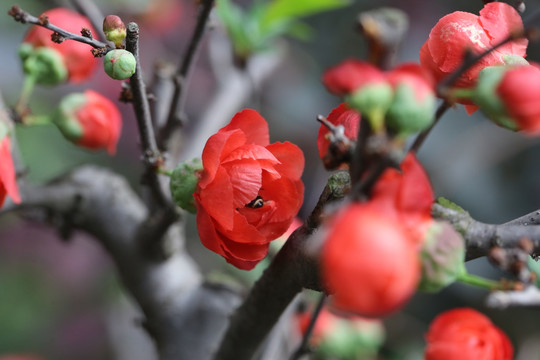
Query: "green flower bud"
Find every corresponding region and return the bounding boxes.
[103,49,136,80]
[103,15,127,48]
[170,158,203,213]
[316,317,385,359]
[418,221,466,293]
[19,45,68,85]
[472,65,514,129]
[345,83,393,132]
[386,82,436,136]
[53,92,86,141]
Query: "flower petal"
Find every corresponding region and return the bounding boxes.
[224,159,262,209]
[196,166,235,230]
[0,137,20,205]
[199,129,246,188]
[221,109,269,146]
[265,142,305,180]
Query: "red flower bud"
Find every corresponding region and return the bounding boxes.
[0,135,21,208]
[322,60,386,96]
[54,90,122,154]
[420,2,527,91]
[425,308,513,360]
[370,153,434,245]
[321,203,421,317]
[194,109,304,270]
[317,103,360,166]
[22,8,98,83]
[103,15,126,48]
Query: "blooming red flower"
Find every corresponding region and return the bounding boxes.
[321,203,421,317]
[55,90,122,154]
[0,136,21,208]
[317,103,360,164]
[322,59,386,96]
[420,2,527,90]
[194,109,304,270]
[425,308,513,360]
[23,8,98,82]
[370,153,434,245]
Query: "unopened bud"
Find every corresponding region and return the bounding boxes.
[103,49,136,80]
[418,221,466,293]
[19,44,68,85]
[170,159,203,213]
[103,15,126,48]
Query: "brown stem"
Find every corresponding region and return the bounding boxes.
[158,0,216,150]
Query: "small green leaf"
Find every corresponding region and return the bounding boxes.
[261,0,350,29]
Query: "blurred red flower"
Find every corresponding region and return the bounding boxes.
[420,2,527,90]
[0,136,21,208]
[321,202,420,317]
[316,103,360,165]
[23,8,98,83]
[55,90,122,154]
[495,64,540,135]
[425,308,513,360]
[322,59,386,96]
[194,109,304,270]
[370,153,434,245]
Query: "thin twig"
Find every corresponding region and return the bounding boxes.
[409,101,451,153]
[158,0,216,149]
[288,294,326,360]
[8,5,107,49]
[125,23,169,209]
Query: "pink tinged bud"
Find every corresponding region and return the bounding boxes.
[321,203,421,317]
[418,220,466,293]
[103,15,126,47]
[54,90,122,154]
[386,63,436,135]
[474,64,540,135]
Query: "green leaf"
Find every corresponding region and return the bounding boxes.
[261,0,350,28]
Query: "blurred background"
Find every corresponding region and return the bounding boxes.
[1,0,540,359]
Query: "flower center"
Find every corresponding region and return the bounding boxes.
[246,195,264,209]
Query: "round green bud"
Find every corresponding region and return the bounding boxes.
[386,82,436,136]
[418,221,466,293]
[20,45,68,85]
[170,158,203,213]
[345,83,393,132]
[103,15,127,48]
[103,49,136,80]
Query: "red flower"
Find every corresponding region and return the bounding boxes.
[194,109,304,270]
[55,90,122,154]
[322,59,386,96]
[317,103,360,164]
[0,136,21,208]
[420,2,527,90]
[23,8,98,82]
[425,308,513,360]
[370,153,434,244]
[321,203,420,317]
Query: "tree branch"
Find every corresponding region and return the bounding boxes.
[214,172,350,360]
[158,0,216,150]
[8,5,108,49]
[432,202,540,261]
[2,166,241,360]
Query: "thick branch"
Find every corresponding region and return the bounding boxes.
[214,172,350,360]
[432,203,540,260]
[3,166,240,360]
